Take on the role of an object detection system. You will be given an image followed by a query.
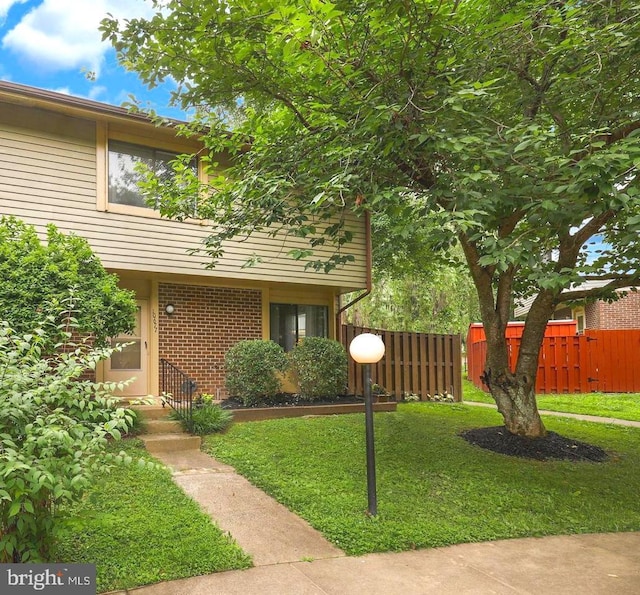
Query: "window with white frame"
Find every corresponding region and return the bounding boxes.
[270,303,329,351]
[108,140,196,210]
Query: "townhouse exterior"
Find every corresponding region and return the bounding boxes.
[514,280,640,333]
[0,81,369,398]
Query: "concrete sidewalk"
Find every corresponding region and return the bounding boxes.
[122,530,640,594]
[464,400,640,428]
[110,438,640,595]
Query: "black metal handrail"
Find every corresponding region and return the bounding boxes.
[160,358,197,432]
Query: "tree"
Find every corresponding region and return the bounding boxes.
[0,217,136,347]
[345,268,480,337]
[103,1,640,437]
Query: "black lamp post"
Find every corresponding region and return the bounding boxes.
[349,333,386,516]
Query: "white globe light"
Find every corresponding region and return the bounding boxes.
[349,333,385,364]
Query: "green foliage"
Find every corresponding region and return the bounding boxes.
[346,262,480,336]
[53,440,252,592]
[224,340,288,405]
[104,2,640,433]
[0,320,136,563]
[0,217,136,347]
[288,337,348,401]
[172,403,234,435]
[203,406,640,555]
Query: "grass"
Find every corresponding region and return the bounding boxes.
[52,439,251,593]
[462,378,640,422]
[203,403,640,556]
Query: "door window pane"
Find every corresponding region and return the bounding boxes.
[110,340,142,370]
[111,306,142,370]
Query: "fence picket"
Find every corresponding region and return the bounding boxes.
[341,325,462,401]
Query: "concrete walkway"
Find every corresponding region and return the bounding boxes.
[465,400,640,428]
[110,407,640,595]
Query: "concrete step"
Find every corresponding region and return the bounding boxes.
[145,419,184,434]
[141,433,201,454]
[133,404,171,421]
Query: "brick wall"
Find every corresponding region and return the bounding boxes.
[585,301,600,330]
[592,291,640,330]
[158,283,262,396]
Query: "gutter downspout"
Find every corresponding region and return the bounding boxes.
[336,210,372,337]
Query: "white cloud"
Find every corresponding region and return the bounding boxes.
[0,0,28,21]
[2,0,155,76]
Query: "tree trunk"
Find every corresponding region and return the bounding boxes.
[482,367,546,437]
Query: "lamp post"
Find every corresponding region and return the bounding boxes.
[349,333,385,516]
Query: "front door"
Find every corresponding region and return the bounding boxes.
[105,300,149,396]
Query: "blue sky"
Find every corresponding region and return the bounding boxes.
[0,0,187,119]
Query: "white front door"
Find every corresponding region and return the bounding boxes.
[105,300,149,396]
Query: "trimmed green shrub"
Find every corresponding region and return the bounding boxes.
[0,320,137,563]
[224,340,288,405]
[288,337,348,401]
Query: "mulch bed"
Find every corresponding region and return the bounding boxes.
[460,426,609,462]
[220,394,365,410]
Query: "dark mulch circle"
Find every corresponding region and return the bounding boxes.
[460,426,609,462]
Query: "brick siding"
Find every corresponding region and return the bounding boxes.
[585,301,600,330]
[158,283,262,396]
[591,291,640,330]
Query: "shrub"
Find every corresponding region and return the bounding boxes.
[0,320,136,563]
[185,403,234,435]
[288,337,348,401]
[0,216,137,349]
[224,340,288,405]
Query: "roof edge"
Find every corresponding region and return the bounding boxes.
[0,80,187,127]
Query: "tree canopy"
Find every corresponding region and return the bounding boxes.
[103,0,640,436]
[0,217,136,346]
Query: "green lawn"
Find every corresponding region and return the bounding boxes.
[203,404,640,555]
[53,439,251,593]
[462,378,640,422]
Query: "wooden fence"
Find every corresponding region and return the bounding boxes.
[467,328,640,393]
[341,325,462,401]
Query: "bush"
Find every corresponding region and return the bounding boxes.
[188,403,234,435]
[0,320,136,563]
[0,216,137,348]
[225,340,288,406]
[288,337,348,401]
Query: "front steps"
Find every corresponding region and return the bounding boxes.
[134,403,201,454]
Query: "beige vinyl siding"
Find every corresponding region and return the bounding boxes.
[0,104,367,291]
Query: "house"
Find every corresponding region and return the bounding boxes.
[514,280,640,333]
[0,81,369,398]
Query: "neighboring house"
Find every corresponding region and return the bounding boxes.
[514,280,640,333]
[0,81,369,398]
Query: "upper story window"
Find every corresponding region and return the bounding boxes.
[270,303,329,351]
[108,140,196,210]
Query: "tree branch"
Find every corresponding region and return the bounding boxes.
[572,120,640,163]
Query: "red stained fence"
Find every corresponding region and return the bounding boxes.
[341,325,462,401]
[467,325,640,393]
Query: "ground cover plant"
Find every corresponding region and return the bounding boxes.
[53,439,251,593]
[462,379,640,422]
[203,404,640,555]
